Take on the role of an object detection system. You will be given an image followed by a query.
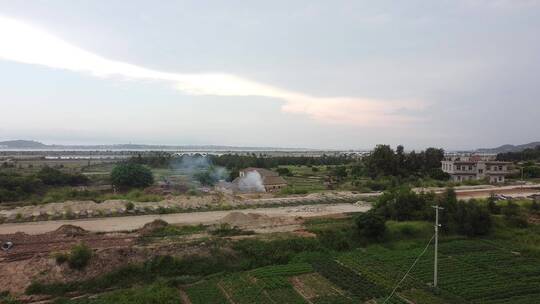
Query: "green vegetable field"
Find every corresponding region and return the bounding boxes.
[177,238,540,304]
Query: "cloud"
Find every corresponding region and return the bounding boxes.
[0,16,423,125]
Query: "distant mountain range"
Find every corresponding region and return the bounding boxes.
[476,141,540,154]
[0,140,311,151]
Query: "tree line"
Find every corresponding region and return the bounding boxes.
[363,145,447,179]
[497,145,540,162]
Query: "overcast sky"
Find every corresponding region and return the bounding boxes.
[0,1,539,150]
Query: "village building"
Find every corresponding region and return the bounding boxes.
[441,154,511,183]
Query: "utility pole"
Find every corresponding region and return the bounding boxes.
[432,205,444,288]
[521,166,524,189]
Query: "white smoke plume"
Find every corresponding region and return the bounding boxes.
[236,171,265,192]
[170,154,229,184]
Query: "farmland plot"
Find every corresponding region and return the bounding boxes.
[184,279,229,304]
[337,239,540,304]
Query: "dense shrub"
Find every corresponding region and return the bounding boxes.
[452,200,492,236]
[233,238,323,268]
[276,167,292,176]
[37,167,89,186]
[487,194,501,214]
[316,229,352,251]
[0,172,43,202]
[355,211,386,240]
[503,201,529,228]
[110,163,153,189]
[375,186,434,221]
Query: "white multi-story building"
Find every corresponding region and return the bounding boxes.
[441,154,511,183]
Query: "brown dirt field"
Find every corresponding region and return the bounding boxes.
[0,226,142,295]
[0,203,365,296]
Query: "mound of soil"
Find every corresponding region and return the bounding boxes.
[219,212,290,227]
[139,219,169,236]
[53,225,88,237]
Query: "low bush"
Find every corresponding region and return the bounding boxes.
[125,202,135,211]
[68,244,92,270]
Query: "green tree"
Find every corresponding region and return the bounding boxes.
[422,148,445,171]
[276,167,292,176]
[330,166,348,181]
[111,163,154,189]
[376,186,433,221]
[453,200,492,236]
[366,145,396,177]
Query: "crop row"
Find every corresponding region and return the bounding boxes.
[311,258,387,301]
[361,239,540,303]
[250,263,313,278]
[220,274,274,304]
[255,276,290,290]
[338,251,423,291]
[184,279,229,304]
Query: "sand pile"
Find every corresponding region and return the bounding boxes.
[53,224,88,237]
[138,219,169,236]
[219,212,288,227]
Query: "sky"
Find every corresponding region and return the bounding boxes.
[0,1,539,150]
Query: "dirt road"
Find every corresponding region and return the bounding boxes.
[0,203,370,235]
[416,184,540,199]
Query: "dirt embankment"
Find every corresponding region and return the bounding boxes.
[0,191,366,223]
[0,225,141,295]
[0,205,363,296]
[0,202,370,235]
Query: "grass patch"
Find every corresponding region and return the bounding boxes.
[209,224,255,237]
[149,224,206,237]
[386,221,433,240]
[52,282,180,304]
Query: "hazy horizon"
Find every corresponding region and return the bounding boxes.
[1,1,539,150]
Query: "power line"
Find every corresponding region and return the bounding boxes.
[382,233,435,304]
